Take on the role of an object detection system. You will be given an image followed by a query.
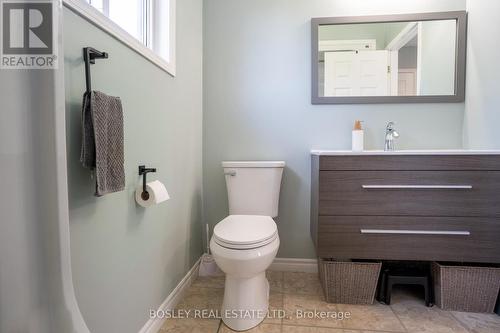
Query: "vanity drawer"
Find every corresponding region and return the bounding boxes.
[319,171,500,217]
[317,216,500,263]
[319,155,500,171]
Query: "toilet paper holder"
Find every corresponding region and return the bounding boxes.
[138,165,157,201]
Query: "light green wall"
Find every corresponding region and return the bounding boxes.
[203,0,466,259]
[399,46,417,68]
[463,0,500,149]
[320,23,387,49]
[384,22,409,46]
[418,20,457,95]
[63,0,203,331]
[319,22,408,49]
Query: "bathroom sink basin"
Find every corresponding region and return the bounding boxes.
[310,149,500,156]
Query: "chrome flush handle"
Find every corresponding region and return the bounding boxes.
[224,171,236,176]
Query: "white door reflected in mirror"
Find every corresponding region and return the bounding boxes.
[324,50,389,97]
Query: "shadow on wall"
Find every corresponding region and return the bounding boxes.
[273,165,309,254]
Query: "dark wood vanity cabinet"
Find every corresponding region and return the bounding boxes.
[310,154,500,263]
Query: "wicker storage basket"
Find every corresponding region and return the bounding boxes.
[495,293,500,315]
[432,262,500,313]
[319,258,381,304]
[495,291,500,315]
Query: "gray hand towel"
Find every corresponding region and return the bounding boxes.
[80,91,125,196]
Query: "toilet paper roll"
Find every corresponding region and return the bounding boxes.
[135,180,170,208]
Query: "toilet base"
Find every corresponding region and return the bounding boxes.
[221,272,269,331]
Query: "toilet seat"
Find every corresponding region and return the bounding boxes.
[213,215,278,250]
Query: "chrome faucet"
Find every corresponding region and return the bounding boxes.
[384,122,399,151]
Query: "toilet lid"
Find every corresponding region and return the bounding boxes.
[213,215,278,249]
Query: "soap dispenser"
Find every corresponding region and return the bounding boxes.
[352,120,364,152]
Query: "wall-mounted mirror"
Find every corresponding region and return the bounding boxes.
[311,11,467,104]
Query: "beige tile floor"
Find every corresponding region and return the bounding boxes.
[158,271,500,333]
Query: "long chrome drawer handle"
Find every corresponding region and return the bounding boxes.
[360,229,470,236]
[362,185,473,189]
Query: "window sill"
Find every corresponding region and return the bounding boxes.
[62,0,176,77]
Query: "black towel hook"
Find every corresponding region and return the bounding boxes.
[138,165,157,201]
[83,47,108,94]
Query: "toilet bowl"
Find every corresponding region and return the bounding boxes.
[211,161,285,331]
[210,215,279,331]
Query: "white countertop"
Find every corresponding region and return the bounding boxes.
[311,149,500,156]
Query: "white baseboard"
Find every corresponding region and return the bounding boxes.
[138,258,201,333]
[269,257,318,273]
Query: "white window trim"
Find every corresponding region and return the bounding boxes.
[62,0,176,76]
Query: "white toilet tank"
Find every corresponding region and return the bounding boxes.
[222,161,285,218]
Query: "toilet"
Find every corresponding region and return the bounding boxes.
[210,161,285,331]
